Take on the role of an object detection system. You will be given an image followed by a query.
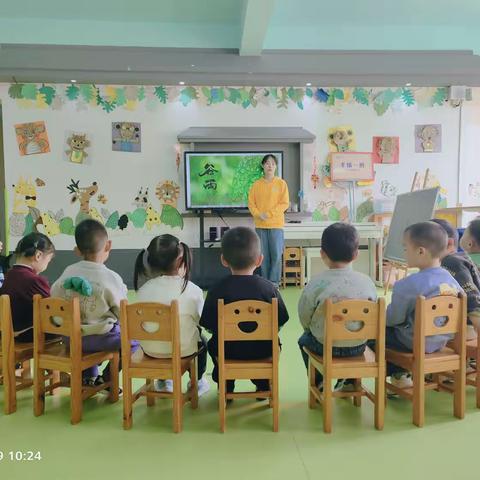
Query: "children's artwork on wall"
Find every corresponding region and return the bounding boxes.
[156,180,184,229]
[320,164,332,187]
[380,180,397,197]
[14,121,50,156]
[311,186,349,222]
[468,182,480,200]
[67,179,104,226]
[372,136,399,164]
[328,126,356,152]
[330,152,374,182]
[112,122,141,152]
[415,124,442,153]
[65,131,91,164]
[356,189,374,222]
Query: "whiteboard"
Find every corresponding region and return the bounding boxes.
[384,188,439,263]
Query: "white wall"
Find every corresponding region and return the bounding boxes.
[0,84,477,251]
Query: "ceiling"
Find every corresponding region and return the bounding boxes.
[1,0,480,86]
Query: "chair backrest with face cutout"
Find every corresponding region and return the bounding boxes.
[33,294,80,338]
[416,294,465,337]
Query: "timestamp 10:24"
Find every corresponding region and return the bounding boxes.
[0,451,42,461]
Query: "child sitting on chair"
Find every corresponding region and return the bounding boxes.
[51,219,139,387]
[460,219,480,270]
[133,234,209,397]
[0,233,55,342]
[431,219,480,338]
[200,227,289,397]
[297,223,377,391]
[383,221,463,388]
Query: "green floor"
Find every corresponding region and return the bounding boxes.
[1,288,478,479]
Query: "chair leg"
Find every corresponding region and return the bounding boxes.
[219,378,226,433]
[33,367,45,417]
[190,358,198,410]
[146,379,155,407]
[412,372,425,427]
[70,368,83,425]
[123,373,133,430]
[272,375,279,433]
[108,353,120,404]
[308,359,316,409]
[353,379,362,407]
[21,360,31,380]
[49,370,60,396]
[476,367,480,409]
[323,375,333,433]
[4,358,16,415]
[375,373,385,430]
[172,373,182,433]
[453,366,465,420]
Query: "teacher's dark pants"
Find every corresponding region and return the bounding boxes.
[256,228,284,285]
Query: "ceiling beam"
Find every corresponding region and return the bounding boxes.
[239,0,276,56]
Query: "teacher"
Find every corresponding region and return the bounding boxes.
[248,154,290,288]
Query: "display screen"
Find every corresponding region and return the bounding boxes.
[184,151,283,209]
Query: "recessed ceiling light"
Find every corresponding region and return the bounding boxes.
[191,64,195,67]
[405,82,412,87]
[71,79,77,83]
[127,66,131,71]
[179,81,185,85]
[248,72,253,74]
[306,82,312,86]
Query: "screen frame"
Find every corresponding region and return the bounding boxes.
[184,151,284,211]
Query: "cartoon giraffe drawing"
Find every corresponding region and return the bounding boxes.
[67,179,103,224]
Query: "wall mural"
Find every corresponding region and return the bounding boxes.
[9,177,184,239]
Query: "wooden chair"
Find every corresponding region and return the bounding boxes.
[0,295,60,414]
[120,300,200,433]
[282,247,304,288]
[303,298,386,433]
[385,293,467,427]
[33,295,120,425]
[218,298,279,432]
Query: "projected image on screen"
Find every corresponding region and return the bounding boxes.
[185,152,283,209]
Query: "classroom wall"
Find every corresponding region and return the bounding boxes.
[1,84,479,257]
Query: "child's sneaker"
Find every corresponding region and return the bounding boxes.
[154,379,174,393]
[82,376,96,387]
[187,376,210,397]
[390,373,413,389]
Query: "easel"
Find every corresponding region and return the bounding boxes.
[383,169,430,295]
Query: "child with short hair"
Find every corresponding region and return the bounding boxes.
[460,219,480,269]
[200,226,289,396]
[384,221,463,387]
[297,223,377,391]
[431,218,480,337]
[51,219,138,386]
[133,234,209,396]
[0,233,55,342]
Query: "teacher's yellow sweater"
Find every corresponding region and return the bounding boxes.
[248,177,290,228]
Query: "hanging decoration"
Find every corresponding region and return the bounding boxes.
[6,84,451,117]
[310,156,320,189]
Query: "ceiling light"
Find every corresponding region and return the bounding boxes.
[191,64,195,67]
[306,82,312,86]
[405,82,412,87]
[127,66,131,71]
[179,81,185,85]
[71,79,77,83]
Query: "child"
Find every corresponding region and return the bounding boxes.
[51,219,138,386]
[200,226,289,396]
[460,219,480,269]
[0,233,55,342]
[133,234,209,396]
[384,221,463,388]
[0,241,16,288]
[431,218,480,337]
[298,223,377,391]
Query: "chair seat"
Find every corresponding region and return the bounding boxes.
[38,343,115,370]
[225,357,272,369]
[386,346,460,373]
[0,337,62,361]
[466,338,478,358]
[130,351,198,374]
[305,346,376,366]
